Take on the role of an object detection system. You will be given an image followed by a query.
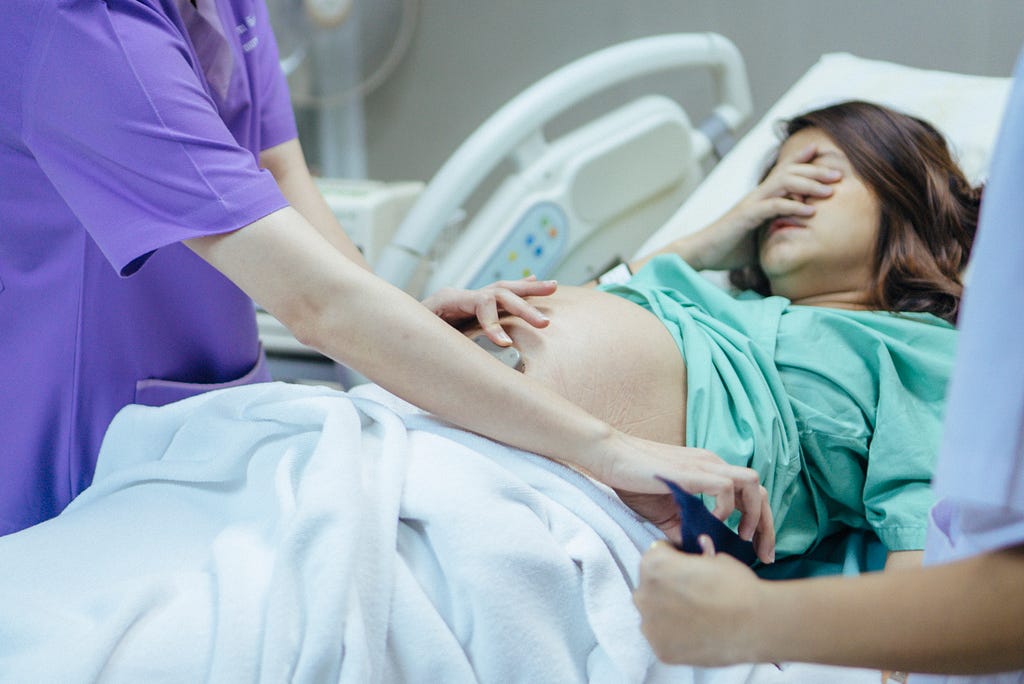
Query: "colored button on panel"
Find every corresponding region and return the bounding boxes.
[508,251,518,262]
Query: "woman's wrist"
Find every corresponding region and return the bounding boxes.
[562,420,621,481]
[671,232,710,271]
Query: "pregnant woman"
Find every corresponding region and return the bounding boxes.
[454,101,979,563]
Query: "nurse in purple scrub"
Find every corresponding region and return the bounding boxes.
[0,0,774,553]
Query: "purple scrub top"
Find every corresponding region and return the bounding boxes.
[0,0,299,535]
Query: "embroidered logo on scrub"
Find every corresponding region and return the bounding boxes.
[235,14,260,54]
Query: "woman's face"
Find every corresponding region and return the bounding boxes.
[758,127,881,306]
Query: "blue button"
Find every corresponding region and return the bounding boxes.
[534,246,543,257]
[525,234,535,246]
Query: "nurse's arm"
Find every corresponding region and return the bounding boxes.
[182,207,579,449]
[257,139,371,270]
[257,138,554,341]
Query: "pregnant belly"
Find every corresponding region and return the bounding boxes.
[463,286,687,445]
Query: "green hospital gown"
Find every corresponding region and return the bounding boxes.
[600,255,956,559]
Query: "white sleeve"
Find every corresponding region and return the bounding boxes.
[925,47,1024,563]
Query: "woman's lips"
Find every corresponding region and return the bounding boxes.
[767,217,807,236]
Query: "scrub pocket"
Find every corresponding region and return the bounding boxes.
[134,348,271,407]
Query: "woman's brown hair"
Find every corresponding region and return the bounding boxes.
[730,100,981,323]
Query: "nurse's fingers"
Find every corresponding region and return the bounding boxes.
[707,462,761,521]
[734,483,770,541]
[753,487,776,564]
[697,534,716,557]
[473,299,512,346]
[492,290,551,329]
[491,275,558,297]
[704,475,735,521]
[733,481,775,564]
[708,466,775,564]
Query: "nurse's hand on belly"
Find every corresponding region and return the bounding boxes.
[420,276,558,345]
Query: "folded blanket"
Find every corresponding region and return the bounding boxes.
[0,382,671,683]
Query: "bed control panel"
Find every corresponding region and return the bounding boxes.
[466,201,568,288]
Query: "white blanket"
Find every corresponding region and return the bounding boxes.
[0,382,884,683]
[0,382,667,682]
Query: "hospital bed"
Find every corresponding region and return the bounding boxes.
[1,37,1013,683]
[261,32,753,382]
[375,32,752,296]
[375,34,1008,298]
[261,33,1008,386]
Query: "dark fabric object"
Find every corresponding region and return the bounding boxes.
[659,477,758,566]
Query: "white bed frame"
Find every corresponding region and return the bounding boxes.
[371,39,1010,303]
[374,33,753,297]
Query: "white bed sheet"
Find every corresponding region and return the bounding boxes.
[638,53,1012,257]
[0,383,659,682]
[0,381,886,683]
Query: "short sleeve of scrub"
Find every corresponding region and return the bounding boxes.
[22,0,289,275]
[247,0,297,150]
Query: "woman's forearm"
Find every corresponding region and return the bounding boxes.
[629,231,711,274]
[757,546,1024,673]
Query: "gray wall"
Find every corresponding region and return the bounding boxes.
[337,1,1024,183]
